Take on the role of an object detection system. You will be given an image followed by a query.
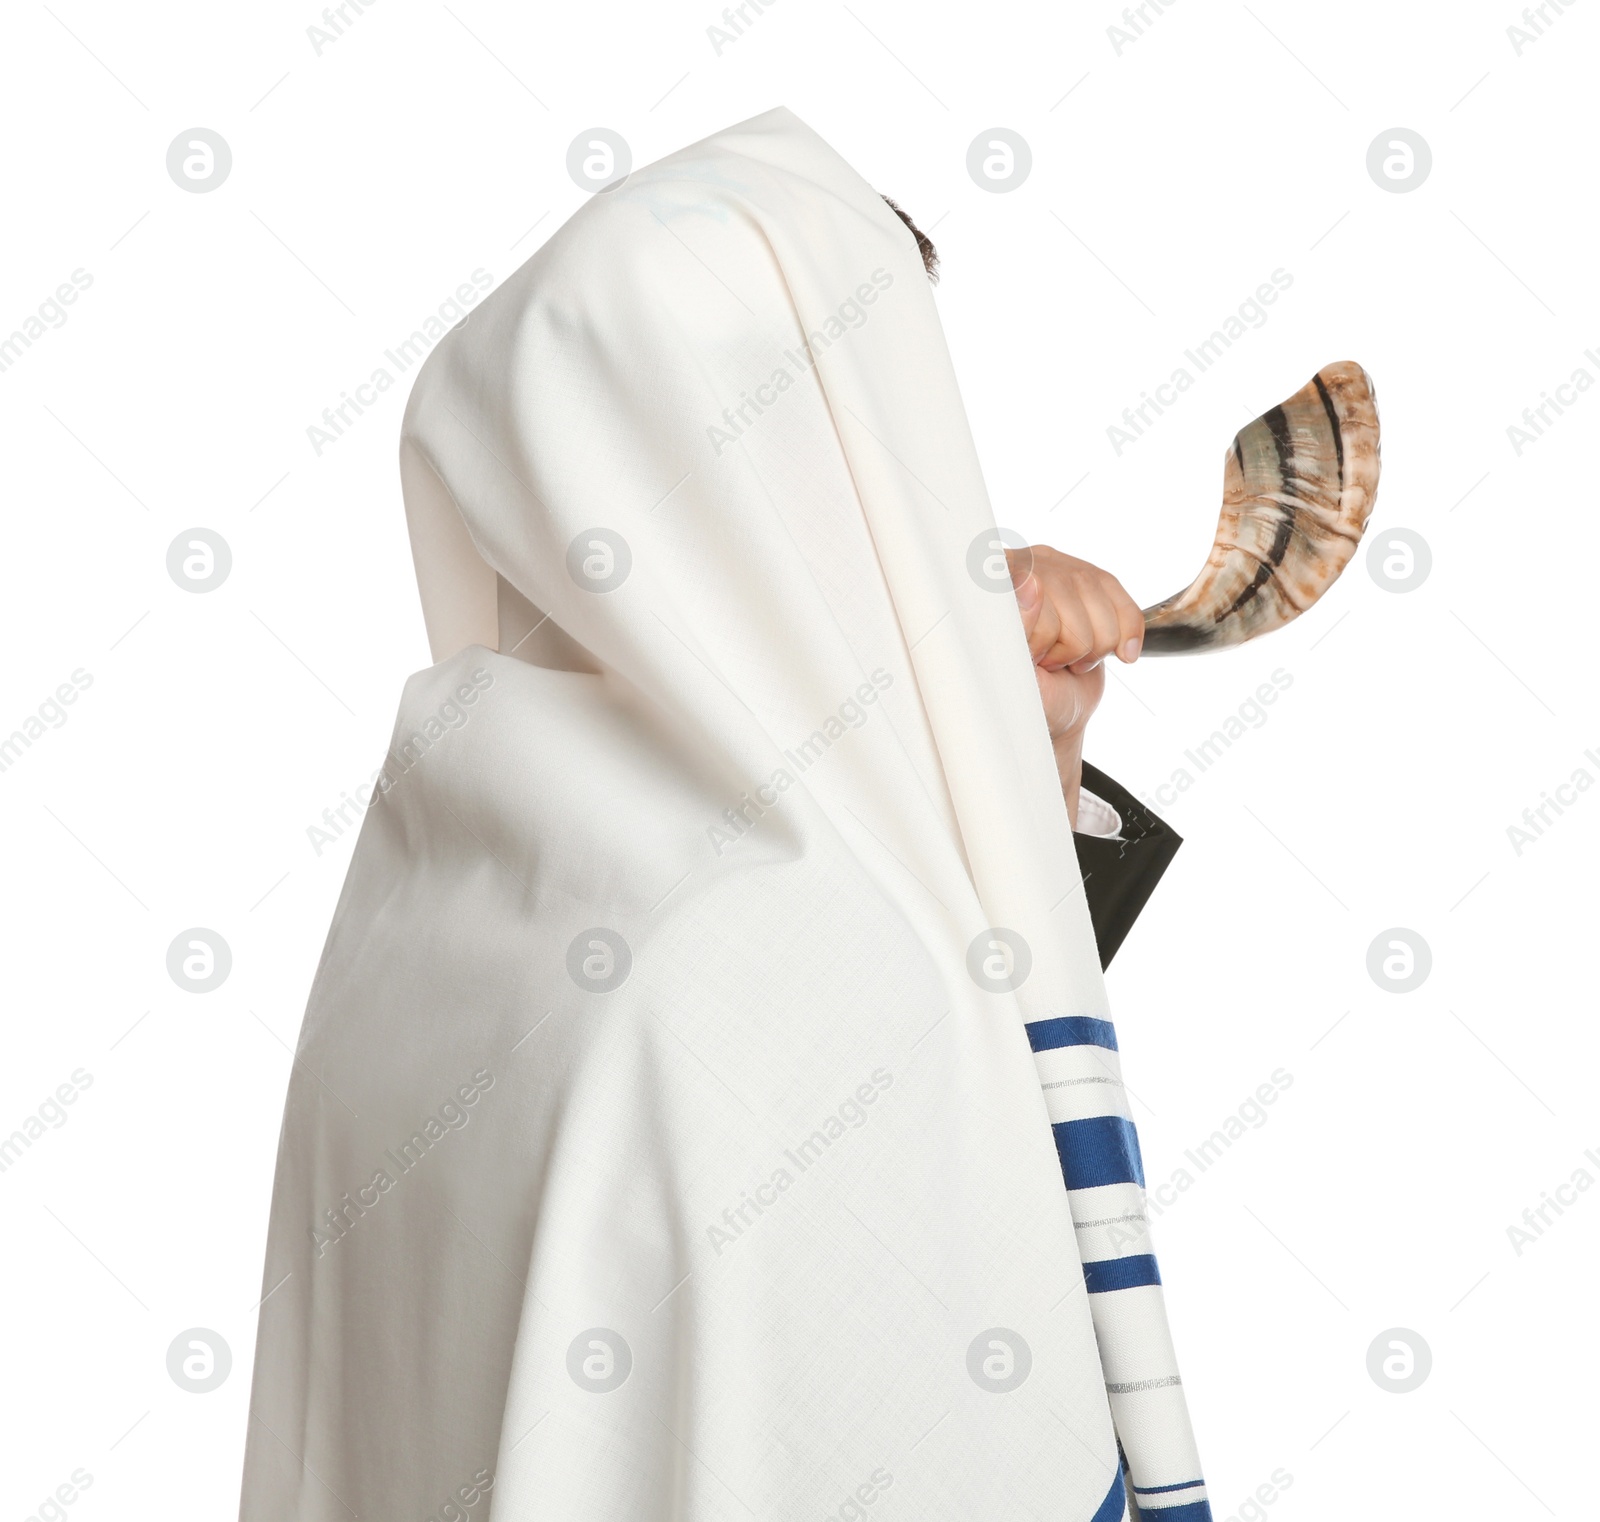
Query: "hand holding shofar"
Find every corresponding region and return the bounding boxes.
[1004,362,1379,833]
[1139,361,1381,652]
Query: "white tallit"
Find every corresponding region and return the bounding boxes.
[240,106,1209,1522]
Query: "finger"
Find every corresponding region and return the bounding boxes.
[1106,577,1145,662]
[1006,550,1056,660]
[1011,568,1060,664]
[1022,574,1065,663]
[1043,591,1095,671]
[1012,569,1043,647]
[1064,588,1124,674]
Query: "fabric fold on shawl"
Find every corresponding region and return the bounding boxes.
[239,105,1208,1522]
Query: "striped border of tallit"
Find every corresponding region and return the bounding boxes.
[1028,1016,1212,1522]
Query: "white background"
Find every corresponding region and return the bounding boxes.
[2,1,1596,1517]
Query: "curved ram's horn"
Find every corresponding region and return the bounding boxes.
[1140,361,1380,654]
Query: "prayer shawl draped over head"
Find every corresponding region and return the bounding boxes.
[240,106,1210,1522]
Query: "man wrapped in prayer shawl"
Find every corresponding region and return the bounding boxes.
[239,107,1207,1522]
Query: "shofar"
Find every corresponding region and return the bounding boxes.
[1140,360,1381,653]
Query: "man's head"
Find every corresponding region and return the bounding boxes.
[881,195,939,282]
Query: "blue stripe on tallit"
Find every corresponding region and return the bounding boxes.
[1031,1017,1206,1520]
[1083,1253,1162,1293]
[1053,1114,1145,1189]
[1026,1015,1119,1052]
[1090,1469,1126,1522]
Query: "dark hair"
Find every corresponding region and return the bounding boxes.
[881,195,939,283]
